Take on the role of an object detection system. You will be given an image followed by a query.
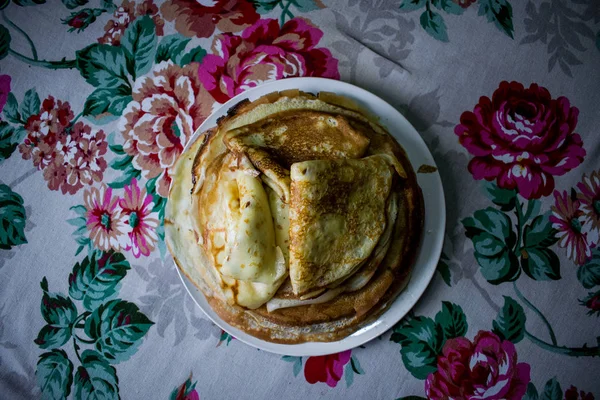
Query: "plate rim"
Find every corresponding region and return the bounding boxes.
[172,77,446,356]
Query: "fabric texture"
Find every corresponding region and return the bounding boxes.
[0,0,598,398]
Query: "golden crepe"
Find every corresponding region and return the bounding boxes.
[165,90,424,343]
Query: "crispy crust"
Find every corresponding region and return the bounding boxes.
[169,91,424,344]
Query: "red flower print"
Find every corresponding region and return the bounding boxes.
[119,179,159,257]
[0,75,10,115]
[580,290,600,317]
[161,0,259,39]
[425,331,530,400]
[98,0,164,45]
[198,17,340,104]
[83,184,131,252]
[18,97,108,195]
[304,350,351,388]
[452,0,476,8]
[551,190,593,265]
[455,81,585,199]
[119,61,214,197]
[577,170,600,247]
[565,385,595,400]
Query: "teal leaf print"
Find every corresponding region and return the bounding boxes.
[68,204,93,256]
[434,301,467,340]
[179,46,207,66]
[578,248,600,289]
[74,350,119,400]
[0,122,19,162]
[20,88,41,120]
[76,44,131,89]
[35,277,78,349]
[540,377,562,400]
[0,24,10,60]
[292,0,321,12]
[13,0,46,5]
[477,0,514,39]
[155,34,191,64]
[107,135,142,189]
[84,299,154,363]
[282,355,303,377]
[3,92,21,124]
[483,181,517,211]
[462,207,519,284]
[399,0,427,12]
[419,9,448,42]
[121,16,157,80]
[523,382,539,400]
[521,212,560,281]
[390,315,443,379]
[83,85,132,118]
[492,296,525,343]
[436,252,452,286]
[579,290,600,316]
[36,349,74,400]
[521,247,560,281]
[0,184,28,249]
[431,0,464,15]
[68,251,131,311]
[61,0,88,9]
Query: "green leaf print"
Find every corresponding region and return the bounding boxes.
[155,34,191,64]
[399,0,427,12]
[3,92,21,124]
[523,382,539,400]
[35,277,78,349]
[61,0,88,9]
[0,122,18,162]
[0,184,28,249]
[578,248,600,289]
[68,251,131,311]
[121,15,157,79]
[20,88,41,120]
[0,24,10,60]
[83,85,132,118]
[390,315,443,379]
[76,44,131,89]
[540,377,562,400]
[36,349,74,400]
[431,0,464,15]
[419,9,448,42]
[179,46,207,66]
[293,0,321,12]
[84,299,154,363]
[74,350,119,400]
[478,0,514,39]
[434,301,467,340]
[492,296,525,343]
[436,252,452,286]
[462,207,519,284]
[483,181,517,211]
[521,212,560,281]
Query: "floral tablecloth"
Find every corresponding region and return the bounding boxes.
[0,0,599,398]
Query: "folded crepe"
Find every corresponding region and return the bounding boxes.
[165,90,424,343]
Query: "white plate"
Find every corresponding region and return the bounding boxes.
[174,77,445,356]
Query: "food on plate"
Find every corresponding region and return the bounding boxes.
[165,90,424,343]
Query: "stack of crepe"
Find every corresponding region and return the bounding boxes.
[165,90,424,343]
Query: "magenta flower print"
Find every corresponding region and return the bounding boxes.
[455,81,585,199]
[83,184,131,252]
[119,179,159,258]
[550,190,593,265]
[425,331,530,400]
[198,18,340,104]
[0,75,10,115]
